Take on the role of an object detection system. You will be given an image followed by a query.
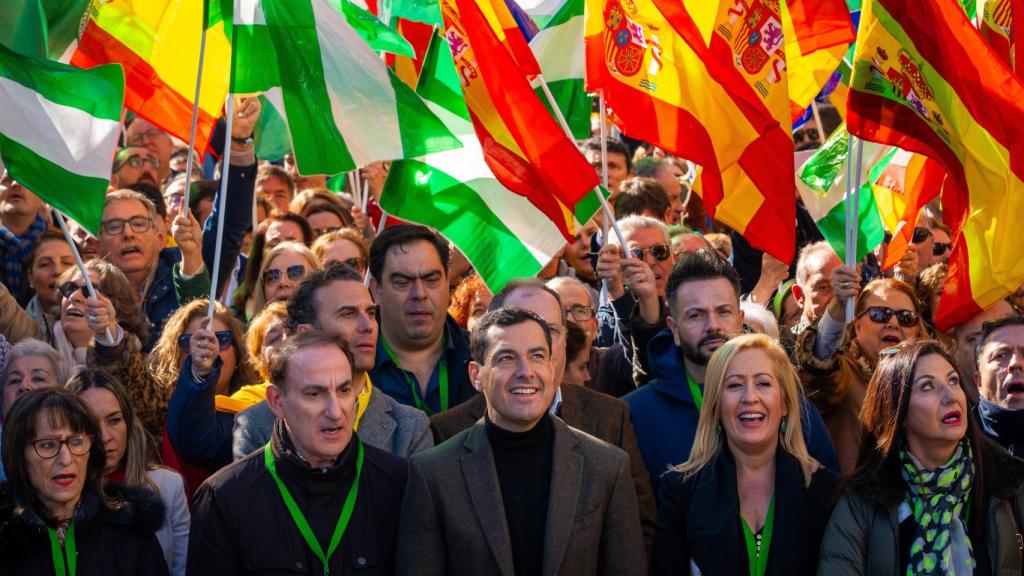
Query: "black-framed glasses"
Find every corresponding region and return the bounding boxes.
[933,242,951,256]
[628,243,671,262]
[100,216,153,236]
[262,264,307,285]
[178,330,234,352]
[566,304,596,322]
[859,306,919,328]
[29,434,92,459]
[912,227,932,244]
[58,281,99,300]
[119,155,160,170]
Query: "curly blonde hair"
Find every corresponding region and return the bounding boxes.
[245,302,288,381]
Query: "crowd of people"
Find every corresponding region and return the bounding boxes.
[0,96,1023,576]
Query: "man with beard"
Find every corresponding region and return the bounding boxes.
[0,172,49,307]
[623,249,838,497]
[110,147,161,189]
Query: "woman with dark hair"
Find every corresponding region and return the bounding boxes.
[69,369,190,575]
[819,340,1024,574]
[0,387,168,574]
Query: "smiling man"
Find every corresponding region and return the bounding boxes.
[975,316,1024,455]
[189,332,408,575]
[397,307,645,576]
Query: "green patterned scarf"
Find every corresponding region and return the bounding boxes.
[898,440,975,575]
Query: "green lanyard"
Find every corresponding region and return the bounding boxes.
[686,369,703,411]
[740,496,775,576]
[47,522,76,576]
[264,440,364,575]
[379,336,448,415]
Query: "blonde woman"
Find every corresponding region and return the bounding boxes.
[650,334,838,575]
[245,241,320,320]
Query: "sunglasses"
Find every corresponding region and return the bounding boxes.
[262,264,307,285]
[628,243,671,262]
[859,306,919,328]
[912,227,932,244]
[58,281,99,299]
[933,242,951,256]
[178,330,234,352]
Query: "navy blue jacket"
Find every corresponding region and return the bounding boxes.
[978,398,1024,457]
[624,329,839,499]
[166,357,234,472]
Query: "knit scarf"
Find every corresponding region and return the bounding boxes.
[0,213,47,296]
[899,440,975,575]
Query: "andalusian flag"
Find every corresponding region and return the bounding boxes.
[442,0,599,241]
[230,0,460,176]
[71,0,231,154]
[0,44,123,234]
[530,0,591,139]
[849,0,1024,329]
[383,33,603,292]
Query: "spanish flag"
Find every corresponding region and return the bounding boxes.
[441,0,598,239]
[849,0,1024,330]
[71,0,231,154]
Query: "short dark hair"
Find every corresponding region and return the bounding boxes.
[490,277,566,327]
[565,321,589,363]
[186,180,219,220]
[975,315,1024,369]
[257,164,295,194]
[126,183,167,220]
[613,177,671,219]
[268,331,355,391]
[632,156,667,178]
[666,248,742,315]
[470,307,553,364]
[1,387,108,516]
[286,262,365,333]
[584,138,632,174]
[368,224,450,284]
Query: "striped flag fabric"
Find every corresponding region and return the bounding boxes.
[848,0,1024,329]
[382,32,603,293]
[530,0,591,139]
[0,43,123,234]
[71,0,231,155]
[230,0,461,176]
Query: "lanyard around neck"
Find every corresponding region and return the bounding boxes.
[380,334,448,415]
[686,369,703,411]
[264,440,364,575]
[48,522,76,576]
[740,496,775,576]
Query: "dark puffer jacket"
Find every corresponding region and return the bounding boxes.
[0,482,168,575]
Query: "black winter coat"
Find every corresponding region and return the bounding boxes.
[650,446,838,575]
[187,419,408,575]
[0,482,169,575]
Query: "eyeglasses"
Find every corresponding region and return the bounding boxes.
[100,216,153,236]
[912,227,932,244]
[126,129,166,146]
[313,226,342,237]
[859,306,919,328]
[262,264,307,285]
[933,242,951,256]
[118,155,160,171]
[334,257,365,271]
[58,281,99,299]
[566,304,596,322]
[628,243,671,262]
[29,434,92,459]
[177,330,234,352]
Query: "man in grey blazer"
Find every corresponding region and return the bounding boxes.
[232,264,432,459]
[397,307,646,576]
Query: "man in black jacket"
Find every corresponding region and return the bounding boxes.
[187,331,408,575]
[975,315,1024,455]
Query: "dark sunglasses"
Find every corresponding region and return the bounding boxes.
[58,281,99,299]
[912,227,932,244]
[859,306,919,328]
[933,242,950,256]
[262,264,307,285]
[178,330,234,352]
[628,243,671,262]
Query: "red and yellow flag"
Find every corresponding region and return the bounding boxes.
[871,152,946,270]
[849,0,1024,329]
[441,0,598,240]
[71,0,230,154]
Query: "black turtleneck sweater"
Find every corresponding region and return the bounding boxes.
[486,412,555,576]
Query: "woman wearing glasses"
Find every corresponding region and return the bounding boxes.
[819,340,1024,574]
[69,369,190,575]
[244,241,320,320]
[0,387,168,574]
[156,299,258,490]
[311,228,369,276]
[796,277,927,474]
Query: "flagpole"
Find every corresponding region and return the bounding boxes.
[53,210,114,345]
[208,95,235,321]
[360,178,370,213]
[364,212,388,287]
[844,132,855,323]
[181,19,210,209]
[598,89,610,191]
[810,99,827,143]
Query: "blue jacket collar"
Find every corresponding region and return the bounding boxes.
[646,328,699,406]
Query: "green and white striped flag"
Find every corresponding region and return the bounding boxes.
[230,0,459,175]
[796,124,889,263]
[0,43,122,234]
[530,0,590,139]
[382,33,603,294]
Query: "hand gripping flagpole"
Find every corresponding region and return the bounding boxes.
[53,210,114,345]
[843,133,864,324]
[181,13,211,209]
[208,95,235,321]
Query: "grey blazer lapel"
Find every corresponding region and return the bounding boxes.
[542,419,583,576]
[461,421,515,576]
[357,388,397,450]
